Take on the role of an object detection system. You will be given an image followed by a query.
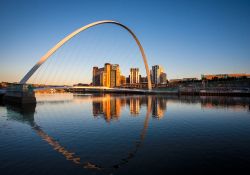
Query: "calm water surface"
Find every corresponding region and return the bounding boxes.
[1,93,250,175]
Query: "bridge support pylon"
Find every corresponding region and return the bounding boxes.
[4,84,36,104]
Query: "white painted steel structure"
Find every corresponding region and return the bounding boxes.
[20,20,152,90]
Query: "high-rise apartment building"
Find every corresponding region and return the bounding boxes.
[152,65,167,85]
[130,68,140,84]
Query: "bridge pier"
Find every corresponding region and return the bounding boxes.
[4,84,36,104]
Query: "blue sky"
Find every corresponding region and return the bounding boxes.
[0,0,250,84]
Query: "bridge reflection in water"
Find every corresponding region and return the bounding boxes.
[4,94,159,173]
[5,104,103,170]
[3,94,250,174]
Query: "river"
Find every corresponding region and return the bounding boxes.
[1,93,250,174]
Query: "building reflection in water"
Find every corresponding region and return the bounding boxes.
[92,94,168,121]
[92,94,126,122]
[129,97,141,116]
[92,95,250,122]
[200,96,250,111]
[4,96,152,173]
[3,95,249,173]
[165,96,250,112]
[151,96,167,119]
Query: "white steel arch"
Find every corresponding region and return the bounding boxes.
[20,20,152,90]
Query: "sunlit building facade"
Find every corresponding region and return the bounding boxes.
[110,64,120,87]
[92,63,121,87]
[120,75,126,85]
[152,65,167,85]
[160,73,167,84]
[130,68,140,84]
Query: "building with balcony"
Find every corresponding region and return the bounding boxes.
[130,68,140,84]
